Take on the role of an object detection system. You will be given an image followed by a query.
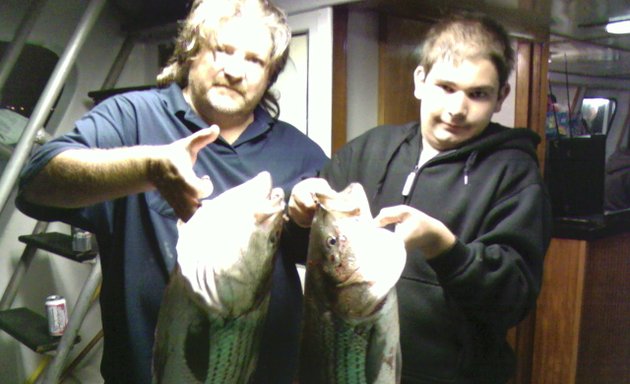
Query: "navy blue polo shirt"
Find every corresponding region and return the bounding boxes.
[17,83,328,383]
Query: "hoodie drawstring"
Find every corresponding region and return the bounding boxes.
[464,151,478,185]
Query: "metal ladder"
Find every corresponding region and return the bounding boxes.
[0,230,102,383]
[0,0,138,382]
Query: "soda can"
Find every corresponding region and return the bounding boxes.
[72,231,92,252]
[45,295,68,336]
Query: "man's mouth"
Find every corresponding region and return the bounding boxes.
[214,84,244,97]
[441,121,466,131]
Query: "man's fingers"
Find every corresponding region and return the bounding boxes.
[195,175,213,198]
[374,205,408,227]
[165,187,203,222]
[178,171,213,199]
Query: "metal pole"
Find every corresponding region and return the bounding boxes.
[0,0,108,215]
[42,257,102,383]
[0,0,48,94]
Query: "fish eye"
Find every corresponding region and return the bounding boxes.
[326,236,337,247]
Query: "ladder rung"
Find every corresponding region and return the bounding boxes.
[18,232,97,262]
[0,308,80,353]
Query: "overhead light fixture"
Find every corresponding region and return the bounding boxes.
[606,18,630,34]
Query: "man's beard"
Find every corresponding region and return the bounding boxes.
[207,88,260,115]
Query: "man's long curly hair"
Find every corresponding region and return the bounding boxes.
[157,0,291,117]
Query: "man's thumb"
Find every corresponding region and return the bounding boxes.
[190,125,220,153]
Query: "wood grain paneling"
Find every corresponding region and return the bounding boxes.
[532,238,587,384]
[378,15,430,125]
[576,233,630,383]
[532,233,630,384]
[332,7,348,154]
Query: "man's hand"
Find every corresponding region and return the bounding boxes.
[288,178,336,228]
[374,205,456,259]
[147,126,220,221]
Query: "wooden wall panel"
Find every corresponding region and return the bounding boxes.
[508,40,549,384]
[532,233,630,384]
[576,233,630,383]
[531,238,587,384]
[515,41,549,167]
[378,15,430,125]
[332,7,348,154]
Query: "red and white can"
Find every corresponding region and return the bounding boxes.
[45,295,68,336]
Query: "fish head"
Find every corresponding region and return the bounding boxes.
[176,171,285,317]
[308,183,406,321]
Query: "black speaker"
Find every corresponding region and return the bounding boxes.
[544,135,606,217]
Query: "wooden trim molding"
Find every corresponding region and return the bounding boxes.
[515,40,549,168]
[332,7,348,154]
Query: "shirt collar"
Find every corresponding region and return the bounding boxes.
[159,83,274,145]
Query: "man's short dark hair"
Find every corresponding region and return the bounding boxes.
[419,11,515,90]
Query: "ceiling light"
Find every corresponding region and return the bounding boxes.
[606,19,630,34]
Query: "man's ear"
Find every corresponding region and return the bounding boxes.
[494,83,511,113]
[413,65,426,100]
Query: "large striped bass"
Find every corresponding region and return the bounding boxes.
[299,183,406,384]
[152,171,285,383]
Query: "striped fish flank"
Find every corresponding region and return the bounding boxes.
[152,172,285,384]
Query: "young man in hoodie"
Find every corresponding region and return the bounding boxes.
[289,11,552,384]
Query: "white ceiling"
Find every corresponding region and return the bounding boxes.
[548,0,630,79]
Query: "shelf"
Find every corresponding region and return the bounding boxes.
[0,307,80,353]
[18,232,97,262]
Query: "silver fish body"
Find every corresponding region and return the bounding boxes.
[152,172,285,384]
[299,183,406,384]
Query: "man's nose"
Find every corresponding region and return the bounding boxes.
[223,55,246,81]
[444,92,467,121]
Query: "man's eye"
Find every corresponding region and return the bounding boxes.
[216,45,234,55]
[247,56,265,66]
[470,91,490,99]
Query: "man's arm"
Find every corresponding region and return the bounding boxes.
[21,126,219,221]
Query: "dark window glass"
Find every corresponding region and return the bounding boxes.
[0,42,59,167]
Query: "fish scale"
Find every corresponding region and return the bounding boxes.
[205,299,268,383]
[323,315,372,383]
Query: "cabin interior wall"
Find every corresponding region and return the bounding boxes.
[346,10,379,141]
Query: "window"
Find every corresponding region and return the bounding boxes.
[580,97,616,135]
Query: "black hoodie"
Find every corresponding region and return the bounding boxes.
[321,122,552,383]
